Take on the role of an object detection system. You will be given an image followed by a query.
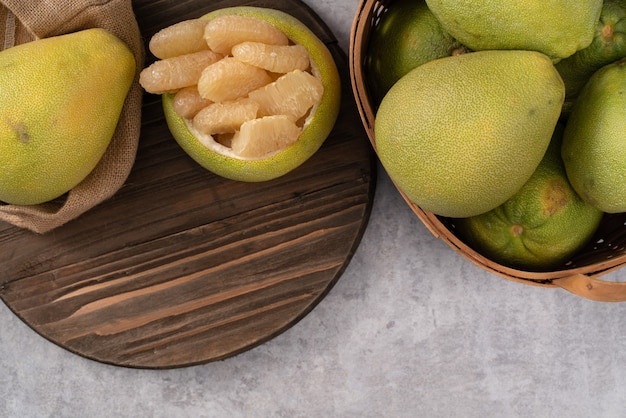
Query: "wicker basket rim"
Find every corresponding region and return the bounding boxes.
[349,0,626,302]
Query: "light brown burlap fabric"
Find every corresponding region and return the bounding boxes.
[0,0,144,234]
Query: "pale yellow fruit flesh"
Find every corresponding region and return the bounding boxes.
[232,42,310,73]
[193,99,259,135]
[204,14,289,55]
[149,19,209,59]
[248,69,324,121]
[197,57,272,102]
[139,49,222,93]
[156,6,341,182]
[231,115,302,158]
[172,86,213,119]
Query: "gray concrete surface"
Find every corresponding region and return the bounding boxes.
[2,1,626,417]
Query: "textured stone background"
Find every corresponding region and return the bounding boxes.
[2,1,626,417]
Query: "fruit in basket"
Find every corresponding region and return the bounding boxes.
[375,50,564,218]
[562,58,626,213]
[366,0,469,105]
[424,0,603,61]
[454,125,604,271]
[0,28,135,206]
[139,7,340,182]
[555,0,626,111]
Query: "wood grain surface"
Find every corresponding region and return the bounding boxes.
[0,0,376,368]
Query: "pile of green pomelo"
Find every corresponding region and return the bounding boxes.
[367,0,626,271]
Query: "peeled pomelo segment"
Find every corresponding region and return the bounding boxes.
[149,19,209,59]
[248,69,324,121]
[172,86,213,119]
[197,57,272,102]
[231,115,302,159]
[232,42,310,73]
[139,50,222,93]
[192,98,259,135]
[204,15,289,55]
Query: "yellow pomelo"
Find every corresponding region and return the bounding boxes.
[0,28,135,205]
[375,50,565,218]
[425,0,603,61]
[366,0,469,105]
[562,58,626,213]
[160,7,341,182]
[455,125,603,271]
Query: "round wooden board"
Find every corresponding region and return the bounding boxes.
[0,0,376,369]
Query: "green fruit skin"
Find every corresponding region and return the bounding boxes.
[562,58,626,213]
[0,28,135,206]
[164,7,341,183]
[556,0,626,105]
[455,125,603,271]
[375,50,565,218]
[366,0,468,106]
[425,0,603,61]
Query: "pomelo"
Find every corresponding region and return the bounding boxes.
[0,28,135,205]
[562,58,626,213]
[375,50,565,218]
[555,0,626,114]
[425,0,603,61]
[365,0,469,106]
[455,124,603,271]
[140,7,341,182]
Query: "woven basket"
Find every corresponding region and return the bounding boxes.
[349,0,626,302]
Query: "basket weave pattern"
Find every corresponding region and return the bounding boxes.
[349,0,626,301]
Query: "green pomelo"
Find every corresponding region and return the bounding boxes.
[424,0,603,61]
[562,58,626,213]
[164,7,341,183]
[366,0,469,106]
[375,50,565,218]
[455,124,603,271]
[0,28,135,205]
[556,0,626,111]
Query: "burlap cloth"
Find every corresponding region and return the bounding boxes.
[0,0,144,234]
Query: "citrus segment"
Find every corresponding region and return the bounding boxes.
[204,15,289,55]
[197,57,272,102]
[145,6,340,182]
[248,69,323,121]
[149,19,209,59]
[232,42,310,73]
[172,86,213,119]
[231,115,301,159]
[192,99,259,135]
[139,50,222,93]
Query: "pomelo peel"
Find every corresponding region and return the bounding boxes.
[147,7,341,182]
[0,28,135,205]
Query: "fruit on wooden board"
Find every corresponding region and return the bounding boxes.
[0,28,135,205]
[140,7,341,182]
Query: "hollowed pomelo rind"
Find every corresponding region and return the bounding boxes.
[163,6,341,182]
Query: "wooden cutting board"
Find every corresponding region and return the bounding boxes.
[0,0,375,368]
